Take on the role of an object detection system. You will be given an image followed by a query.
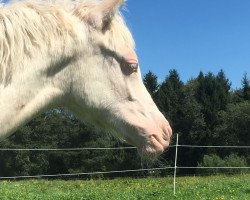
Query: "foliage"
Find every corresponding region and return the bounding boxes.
[157,69,184,122]
[198,153,248,174]
[143,71,159,101]
[215,102,250,146]
[195,70,231,131]
[0,110,142,178]
[242,72,250,100]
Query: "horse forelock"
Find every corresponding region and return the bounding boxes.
[0,0,135,86]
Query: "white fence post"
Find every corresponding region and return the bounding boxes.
[173,133,179,196]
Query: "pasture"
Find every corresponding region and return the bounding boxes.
[0,174,249,200]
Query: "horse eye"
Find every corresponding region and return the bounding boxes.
[128,63,138,72]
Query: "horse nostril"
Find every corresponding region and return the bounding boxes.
[162,131,169,141]
[162,123,172,141]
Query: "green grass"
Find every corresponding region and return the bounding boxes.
[0,174,250,200]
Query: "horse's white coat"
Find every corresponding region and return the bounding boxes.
[0,0,172,158]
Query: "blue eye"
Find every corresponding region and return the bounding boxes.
[128,63,138,72]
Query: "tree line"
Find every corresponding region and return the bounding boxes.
[0,69,249,177]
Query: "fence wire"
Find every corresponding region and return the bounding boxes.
[0,147,137,151]
[1,144,250,151]
[0,143,249,180]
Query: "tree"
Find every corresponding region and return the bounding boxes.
[157,69,184,123]
[216,69,231,109]
[195,70,231,130]
[214,101,250,148]
[242,72,250,100]
[0,110,141,178]
[143,71,159,101]
[156,70,209,173]
[175,80,209,173]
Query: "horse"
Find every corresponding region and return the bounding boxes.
[0,0,172,159]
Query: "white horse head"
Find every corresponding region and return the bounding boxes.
[0,0,172,159]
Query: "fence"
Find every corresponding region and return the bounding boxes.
[0,134,249,195]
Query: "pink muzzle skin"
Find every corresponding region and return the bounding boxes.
[141,119,172,159]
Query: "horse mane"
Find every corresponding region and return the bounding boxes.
[0,0,135,86]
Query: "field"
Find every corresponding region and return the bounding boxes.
[0,174,249,200]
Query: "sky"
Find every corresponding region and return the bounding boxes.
[122,0,250,89]
[2,0,250,89]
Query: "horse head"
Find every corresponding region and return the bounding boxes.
[0,0,172,159]
[69,0,172,159]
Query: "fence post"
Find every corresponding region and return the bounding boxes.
[173,133,179,196]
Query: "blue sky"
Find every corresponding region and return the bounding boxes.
[123,0,250,89]
[2,0,250,89]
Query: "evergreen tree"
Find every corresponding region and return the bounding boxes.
[195,70,231,130]
[157,69,184,124]
[242,72,250,100]
[176,80,209,173]
[143,71,159,101]
[195,72,217,128]
[216,70,231,109]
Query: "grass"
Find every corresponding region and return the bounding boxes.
[0,174,249,200]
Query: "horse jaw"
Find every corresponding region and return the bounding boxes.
[112,98,172,160]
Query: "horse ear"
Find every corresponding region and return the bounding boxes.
[74,0,125,31]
